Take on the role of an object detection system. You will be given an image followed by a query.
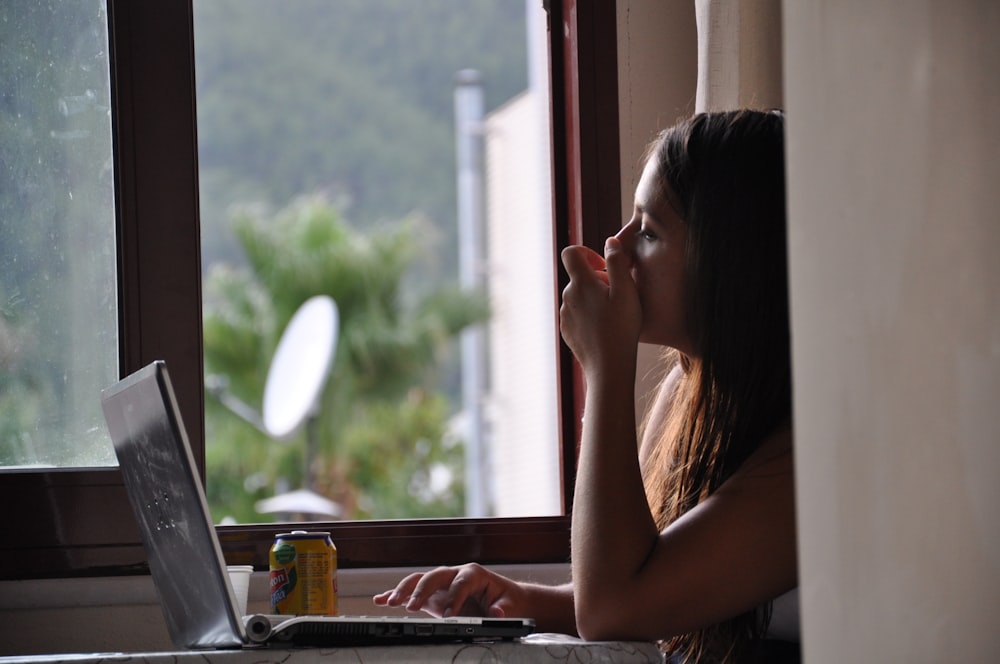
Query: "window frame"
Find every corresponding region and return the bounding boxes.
[0,0,621,579]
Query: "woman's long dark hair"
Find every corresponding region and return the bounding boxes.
[640,109,791,663]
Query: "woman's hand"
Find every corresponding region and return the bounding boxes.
[372,563,527,619]
[559,237,641,374]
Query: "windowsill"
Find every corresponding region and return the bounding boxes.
[0,564,604,658]
[0,564,571,613]
[0,563,664,661]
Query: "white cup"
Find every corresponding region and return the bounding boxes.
[227,565,254,616]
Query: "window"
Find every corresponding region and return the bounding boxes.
[0,0,622,579]
[0,1,118,470]
[192,1,563,524]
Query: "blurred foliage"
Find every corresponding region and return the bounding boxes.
[0,1,523,490]
[195,1,524,522]
[194,0,528,286]
[0,1,119,467]
[0,308,52,464]
[203,196,488,523]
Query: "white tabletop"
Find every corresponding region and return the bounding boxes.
[0,634,664,664]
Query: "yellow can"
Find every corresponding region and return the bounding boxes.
[269,530,338,615]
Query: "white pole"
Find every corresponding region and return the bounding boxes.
[454,69,489,517]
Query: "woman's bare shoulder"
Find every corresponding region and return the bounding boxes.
[621,420,797,637]
[639,361,685,463]
[699,423,794,544]
[732,420,793,480]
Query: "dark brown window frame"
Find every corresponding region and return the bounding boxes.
[0,0,621,580]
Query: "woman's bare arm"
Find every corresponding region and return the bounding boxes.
[562,240,796,642]
[575,403,796,642]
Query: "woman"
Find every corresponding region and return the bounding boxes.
[374,109,796,663]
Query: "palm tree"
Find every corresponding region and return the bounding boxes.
[202,195,488,522]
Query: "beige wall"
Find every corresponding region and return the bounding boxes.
[617,0,698,174]
[616,0,698,416]
[784,1,1000,661]
[694,0,782,112]
[625,1,1000,659]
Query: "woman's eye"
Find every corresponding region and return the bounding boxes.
[638,227,657,241]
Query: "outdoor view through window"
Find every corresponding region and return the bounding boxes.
[0,1,119,470]
[194,1,560,524]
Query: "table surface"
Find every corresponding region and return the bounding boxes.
[0,633,665,664]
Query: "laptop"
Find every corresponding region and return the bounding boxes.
[100,360,535,649]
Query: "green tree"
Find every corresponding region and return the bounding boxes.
[193,0,527,283]
[202,195,488,523]
[1,1,117,467]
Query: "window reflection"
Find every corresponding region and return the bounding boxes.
[0,0,118,469]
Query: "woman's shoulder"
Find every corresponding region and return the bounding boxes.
[639,361,685,463]
[707,420,794,516]
[735,419,793,479]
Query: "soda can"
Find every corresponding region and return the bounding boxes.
[269,530,338,615]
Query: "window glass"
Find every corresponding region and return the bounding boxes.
[193,0,559,524]
[0,0,118,469]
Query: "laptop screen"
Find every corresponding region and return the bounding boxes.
[102,360,245,649]
[102,360,535,650]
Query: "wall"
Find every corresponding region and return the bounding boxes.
[0,576,171,654]
[784,1,1000,661]
[620,2,1000,660]
[616,0,698,417]
[694,0,782,112]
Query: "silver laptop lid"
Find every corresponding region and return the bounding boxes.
[102,360,536,650]
[101,360,245,649]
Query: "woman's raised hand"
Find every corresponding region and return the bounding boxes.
[559,237,641,373]
[372,563,526,619]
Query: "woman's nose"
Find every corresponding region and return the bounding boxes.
[613,223,636,251]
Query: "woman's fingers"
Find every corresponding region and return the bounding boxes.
[579,244,607,272]
[561,245,606,283]
[372,571,427,607]
[372,564,501,618]
[560,245,608,324]
[372,564,519,619]
[603,236,630,296]
[404,566,462,613]
[560,243,615,323]
[433,564,481,617]
[559,240,641,371]
[447,562,511,617]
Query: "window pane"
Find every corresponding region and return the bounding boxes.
[0,1,118,469]
[193,0,559,523]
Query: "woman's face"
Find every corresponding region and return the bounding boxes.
[615,155,693,356]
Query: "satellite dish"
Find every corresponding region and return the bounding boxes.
[262,295,338,440]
